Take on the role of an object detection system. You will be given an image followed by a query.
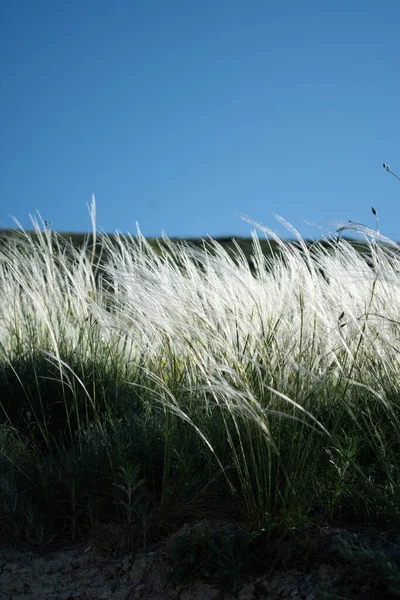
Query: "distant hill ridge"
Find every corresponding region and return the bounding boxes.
[0,227,381,268]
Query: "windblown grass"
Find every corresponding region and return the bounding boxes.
[1,204,400,552]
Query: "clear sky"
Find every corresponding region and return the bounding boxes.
[1,1,399,239]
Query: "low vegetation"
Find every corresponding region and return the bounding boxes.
[1,201,400,595]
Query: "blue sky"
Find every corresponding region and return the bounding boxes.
[1,1,399,239]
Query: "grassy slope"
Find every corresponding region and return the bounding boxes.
[0,218,400,595]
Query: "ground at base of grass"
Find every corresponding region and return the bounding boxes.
[1,520,399,600]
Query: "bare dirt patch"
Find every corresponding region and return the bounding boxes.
[1,520,399,599]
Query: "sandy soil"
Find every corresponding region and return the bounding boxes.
[1,520,398,599]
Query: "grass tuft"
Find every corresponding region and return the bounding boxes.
[1,206,400,581]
